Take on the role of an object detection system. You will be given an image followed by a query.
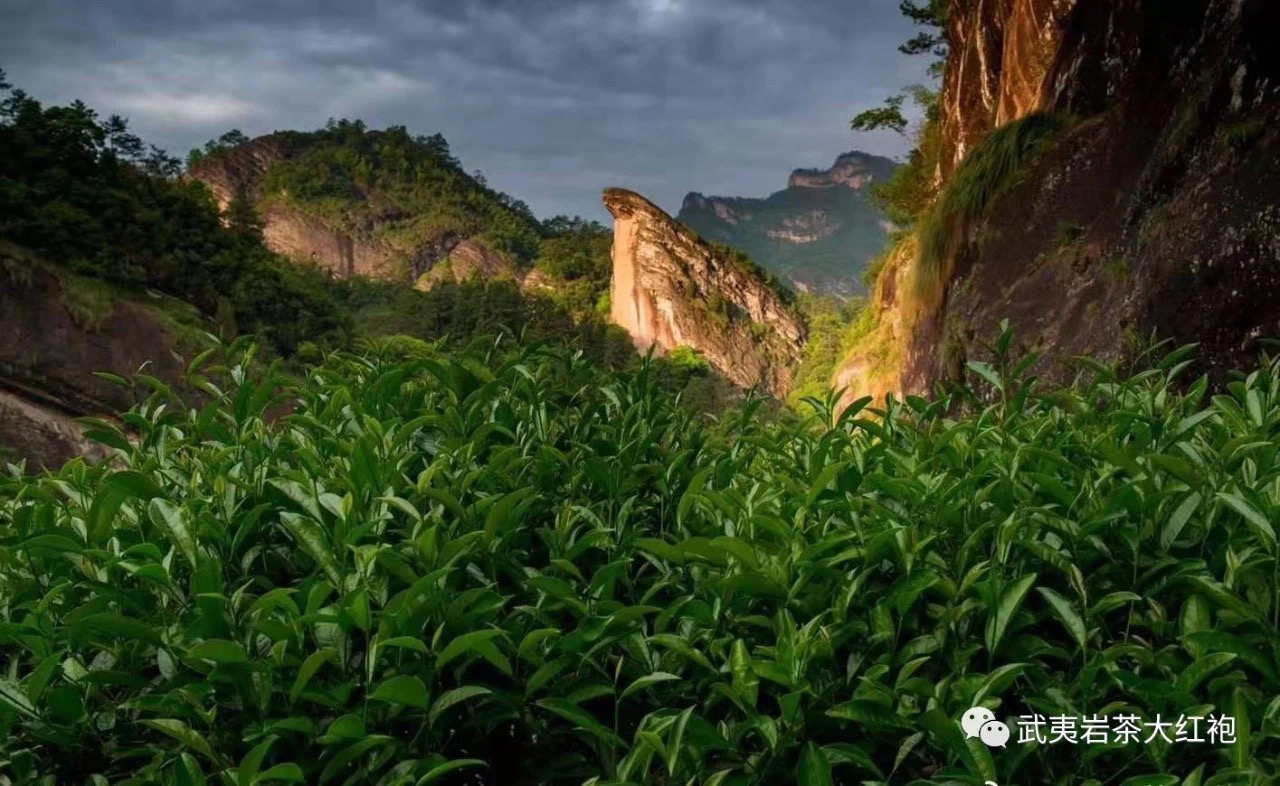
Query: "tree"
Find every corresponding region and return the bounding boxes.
[225,188,265,244]
[103,114,146,162]
[217,129,250,148]
[851,94,909,136]
[898,0,949,76]
[864,86,942,227]
[420,132,453,162]
[142,144,181,178]
[851,0,948,137]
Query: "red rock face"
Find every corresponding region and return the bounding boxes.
[188,134,407,280]
[186,135,296,211]
[416,239,518,291]
[839,0,1280,402]
[938,0,1079,178]
[603,188,806,396]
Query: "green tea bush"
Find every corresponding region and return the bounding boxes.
[2,329,1280,784]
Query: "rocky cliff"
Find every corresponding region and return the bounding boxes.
[678,151,897,299]
[190,134,405,279]
[188,128,534,285]
[838,0,1280,402]
[0,245,205,468]
[415,239,519,291]
[788,151,893,190]
[937,0,1079,180]
[604,188,806,396]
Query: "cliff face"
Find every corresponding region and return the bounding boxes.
[415,239,518,291]
[0,247,201,468]
[838,0,1280,401]
[604,188,806,396]
[788,151,891,190]
[938,0,1079,179]
[188,132,502,283]
[189,135,408,279]
[677,151,897,299]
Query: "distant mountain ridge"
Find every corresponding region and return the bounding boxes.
[677,151,898,300]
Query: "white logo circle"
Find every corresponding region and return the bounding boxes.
[961,706,996,738]
[979,719,1011,748]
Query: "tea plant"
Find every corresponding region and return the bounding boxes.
[2,329,1279,785]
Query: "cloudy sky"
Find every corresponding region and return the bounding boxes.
[2,0,930,221]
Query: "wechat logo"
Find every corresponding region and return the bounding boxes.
[962,706,1011,748]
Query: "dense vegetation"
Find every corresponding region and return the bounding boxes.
[530,217,613,316]
[328,276,634,372]
[248,121,542,269]
[0,74,635,371]
[2,328,1279,784]
[860,86,943,235]
[0,75,349,356]
[787,294,873,408]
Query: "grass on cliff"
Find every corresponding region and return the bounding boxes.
[5,329,1280,784]
[914,112,1071,306]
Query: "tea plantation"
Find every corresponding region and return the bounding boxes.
[2,332,1279,784]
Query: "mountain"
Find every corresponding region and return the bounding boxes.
[0,93,633,467]
[676,151,898,299]
[604,188,806,396]
[186,124,628,331]
[0,85,762,467]
[187,123,541,286]
[837,0,1280,403]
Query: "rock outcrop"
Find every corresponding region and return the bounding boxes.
[188,131,522,285]
[678,151,897,299]
[0,247,203,468]
[938,0,1080,179]
[415,239,519,291]
[190,134,407,279]
[787,151,892,190]
[838,0,1280,402]
[604,188,806,396]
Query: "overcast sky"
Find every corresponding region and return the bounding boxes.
[2,0,930,221]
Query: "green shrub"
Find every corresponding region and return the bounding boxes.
[3,330,1280,783]
[915,112,1071,303]
[668,344,710,373]
[787,294,864,408]
[1106,255,1132,283]
[57,272,117,331]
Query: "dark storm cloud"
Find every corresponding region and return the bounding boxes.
[1,0,930,220]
